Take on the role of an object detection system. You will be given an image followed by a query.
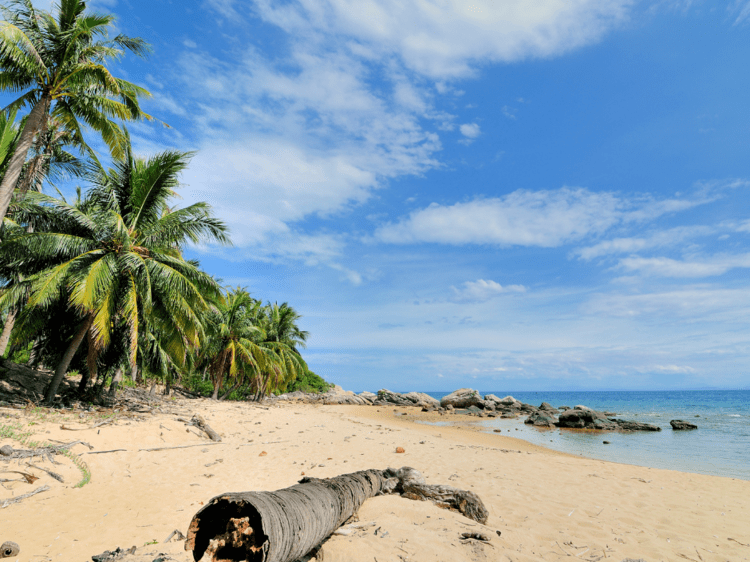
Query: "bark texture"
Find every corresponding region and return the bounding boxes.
[0,541,20,558]
[0,96,50,223]
[185,467,488,562]
[44,315,92,404]
[0,310,16,356]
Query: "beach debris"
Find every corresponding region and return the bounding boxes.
[396,447,405,453]
[177,415,222,442]
[670,420,698,430]
[603,441,611,444]
[60,418,116,431]
[164,529,186,543]
[259,451,267,457]
[26,463,64,482]
[0,470,38,484]
[0,541,19,558]
[0,484,49,509]
[0,446,13,457]
[461,532,490,542]
[728,537,750,547]
[186,467,488,562]
[90,546,137,561]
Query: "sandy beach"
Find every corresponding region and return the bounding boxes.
[1,398,749,562]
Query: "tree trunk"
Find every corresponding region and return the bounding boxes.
[219,380,240,401]
[44,315,93,405]
[0,96,50,224]
[185,467,489,562]
[0,309,16,356]
[78,333,98,393]
[149,381,157,395]
[211,382,220,400]
[108,367,123,397]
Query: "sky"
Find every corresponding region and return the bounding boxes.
[13,0,750,391]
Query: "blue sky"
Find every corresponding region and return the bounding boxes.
[19,0,750,391]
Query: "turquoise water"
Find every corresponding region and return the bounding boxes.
[422,390,750,480]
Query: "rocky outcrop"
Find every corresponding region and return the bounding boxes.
[440,388,483,409]
[322,393,372,405]
[556,405,661,431]
[524,411,557,427]
[484,394,520,408]
[376,389,413,406]
[539,402,560,415]
[670,419,698,430]
[402,392,440,408]
[359,391,378,402]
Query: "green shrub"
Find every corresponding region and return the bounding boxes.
[288,369,331,394]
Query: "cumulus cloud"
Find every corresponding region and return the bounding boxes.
[250,0,634,78]
[459,123,481,138]
[450,279,526,303]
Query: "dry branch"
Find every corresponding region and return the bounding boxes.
[60,419,115,431]
[0,485,49,509]
[186,466,488,562]
[178,415,222,442]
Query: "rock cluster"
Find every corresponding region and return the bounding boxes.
[670,419,698,430]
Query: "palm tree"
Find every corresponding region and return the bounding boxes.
[0,0,152,222]
[0,139,230,404]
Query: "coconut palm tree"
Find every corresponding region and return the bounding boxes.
[0,138,229,404]
[0,0,152,222]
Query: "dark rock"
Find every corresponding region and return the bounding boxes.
[466,405,483,414]
[440,388,483,409]
[518,403,538,413]
[525,411,557,427]
[557,407,597,428]
[377,389,413,406]
[603,440,610,444]
[611,419,661,432]
[0,445,14,456]
[539,402,560,415]
[670,419,698,430]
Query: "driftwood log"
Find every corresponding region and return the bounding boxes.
[178,415,222,442]
[185,467,487,562]
[0,541,19,558]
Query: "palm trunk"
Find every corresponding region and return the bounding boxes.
[0,96,50,224]
[44,315,93,405]
[108,367,123,397]
[79,333,98,393]
[219,380,240,401]
[0,309,16,357]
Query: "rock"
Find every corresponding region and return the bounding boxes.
[518,403,538,413]
[445,404,454,411]
[322,393,370,405]
[611,419,661,432]
[377,389,413,406]
[440,388,483,409]
[603,440,610,444]
[524,411,557,427]
[359,391,377,402]
[402,392,440,408]
[395,447,405,453]
[539,402,560,414]
[670,419,698,430]
[0,445,14,456]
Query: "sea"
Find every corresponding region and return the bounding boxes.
[420,390,750,481]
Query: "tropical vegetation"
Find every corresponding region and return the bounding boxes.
[0,0,327,404]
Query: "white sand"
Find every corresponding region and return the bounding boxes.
[1,400,749,562]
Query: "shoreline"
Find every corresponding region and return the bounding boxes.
[2,399,749,562]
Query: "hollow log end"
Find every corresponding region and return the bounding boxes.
[1,541,20,558]
[186,496,268,562]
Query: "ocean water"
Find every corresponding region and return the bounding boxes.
[421,390,750,481]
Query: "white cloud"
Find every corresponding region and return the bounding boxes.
[250,0,634,78]
[450,279,526,303]
[618,254,750,278]
[376,187,625,246]
[576,226,713,260]
[459,123,481,138]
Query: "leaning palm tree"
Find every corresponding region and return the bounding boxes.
[202,287,272,400]
[0,139,230,404]
[0,0,152,222]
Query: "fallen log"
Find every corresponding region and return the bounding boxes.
[185,467,487,562]
[178,415,222,442]
[1,541,19,558]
